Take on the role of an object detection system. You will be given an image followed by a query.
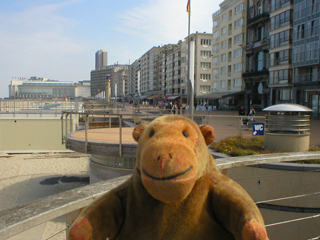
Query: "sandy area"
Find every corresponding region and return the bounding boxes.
[0,152,89,240]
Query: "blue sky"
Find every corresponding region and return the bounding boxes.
[0,0,219,98]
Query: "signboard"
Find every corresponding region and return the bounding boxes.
[253,123,265,136]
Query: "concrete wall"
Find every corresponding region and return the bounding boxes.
[226,165,320,240]
[0,118,66,151]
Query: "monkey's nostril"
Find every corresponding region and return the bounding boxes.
[157,156,161,161]
[169,154,172,159]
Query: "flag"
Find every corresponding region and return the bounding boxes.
[186,0,191,15]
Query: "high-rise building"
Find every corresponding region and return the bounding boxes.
[95,50,108,70]
[243,0,271,110]
[211,0,247,109]
[292,0,320,116]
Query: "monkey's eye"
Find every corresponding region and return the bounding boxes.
[149,130,155,137]
[182,130,189,138]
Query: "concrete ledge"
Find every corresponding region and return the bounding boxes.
[254,162,320,171]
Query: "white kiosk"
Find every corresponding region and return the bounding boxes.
[263,104,313,152]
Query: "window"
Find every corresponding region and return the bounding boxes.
[235,3,244,14]
[222,27,227,35]
[213,44,220,52]
[270,30,291,48]
[222,14,227,22]
[213,82,218,89]
[221,53,227,62]
[234,48,242,58]
[235,18,244,28]
[271,10,291,30]
[213,31,220,39]
[213,56,219,64]
[234,63,242,71]
[221,66,226,75]
[201,62,211,69]
[201,51,212,57]
[201,39,212,45]
[270,50,291,66]
[258,2,262,14]
[271,69,292,84]
[279,89,293,100]
[200,74,211,81]
[213,18,220,27]
[272,0,290,11]
[296,24,305,40]
[310,20,316,36]
[233,78,242,87]
[221,40,227,49]
[257,52,264,71]
[234,33,243,43]
[213,68,219,76]
[221,80,226,88]
[200,85,211,93]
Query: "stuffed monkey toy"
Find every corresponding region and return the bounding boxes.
[69,115,269,240]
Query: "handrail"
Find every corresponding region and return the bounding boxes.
[0,151,319,240]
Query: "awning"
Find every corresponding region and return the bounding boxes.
[222,91,245,99]
[146,94,162,99]
[166,95,180,100]
[196,92,229,100]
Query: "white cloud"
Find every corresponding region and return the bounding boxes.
[116,0,219,44]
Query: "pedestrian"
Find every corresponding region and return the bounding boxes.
[238,106,245,127]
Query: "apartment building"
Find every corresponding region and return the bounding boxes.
[292,0,320,116]
[161,44,182,100]
[191,32,214,105]
[128,59,139,97]
[268,0,294,105]
[90,64,129,97]
[211,0,247,109]
[243,0,271,110]
[139,46,162,96]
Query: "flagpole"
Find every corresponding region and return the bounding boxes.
[187,0,194,118]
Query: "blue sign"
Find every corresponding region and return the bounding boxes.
[252,123,265,136]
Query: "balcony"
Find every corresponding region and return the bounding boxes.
[243,69,269,78]
[247,12,270,27]
[294,73,320,84]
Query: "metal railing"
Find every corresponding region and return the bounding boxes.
[61,109,267,156]
[0,151,319,240]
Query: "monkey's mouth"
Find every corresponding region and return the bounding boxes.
[142,166,193,181]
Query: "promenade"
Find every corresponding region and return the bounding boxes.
[1,105,319,239]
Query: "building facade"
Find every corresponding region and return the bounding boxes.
[212,0,247,109]
[292,0,320,116]
[268,0,294,105]
[243,0,271,110]
[9,77,90,99]
[90,64,129,98]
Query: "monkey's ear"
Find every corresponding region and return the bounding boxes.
[199,125,215,145]
[132,124,147,142]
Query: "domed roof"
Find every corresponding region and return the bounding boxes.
[263,104,313,112]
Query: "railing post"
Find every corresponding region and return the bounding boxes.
[119,115,123,157]
[85,113,89,154]
[239,117,243,136]
[109,112,111,128]
[61,113,65,144]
